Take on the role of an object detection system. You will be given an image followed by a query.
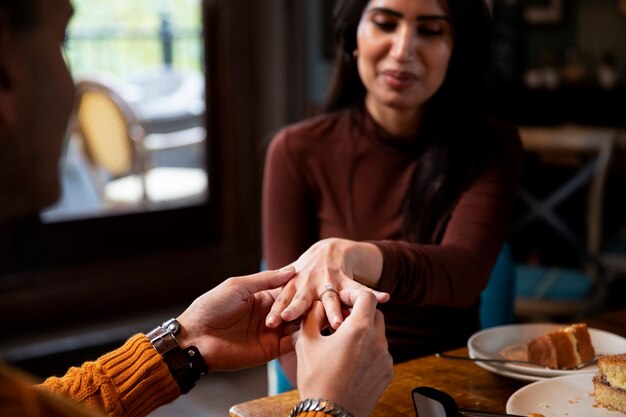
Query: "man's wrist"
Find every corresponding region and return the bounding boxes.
[146,318,209,394]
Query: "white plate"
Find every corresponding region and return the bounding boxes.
[468,359,545,382]
[506,373,623,416]
[467,344,545,381]
[468,323,626,378]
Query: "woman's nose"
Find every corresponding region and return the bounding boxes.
[389,25,415,61]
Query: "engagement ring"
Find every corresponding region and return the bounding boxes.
[319,284,339,300]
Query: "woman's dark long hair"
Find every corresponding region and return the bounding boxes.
[325,0,494,243]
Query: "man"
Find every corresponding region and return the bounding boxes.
[0,1,393,416]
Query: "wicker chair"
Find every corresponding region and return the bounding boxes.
[72,79,207,210]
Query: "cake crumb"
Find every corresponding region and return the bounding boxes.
[539,402,551,409]
[526,413,545,417]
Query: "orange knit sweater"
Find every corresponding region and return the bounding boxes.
[1,334,178,417]
[0,334,337,417]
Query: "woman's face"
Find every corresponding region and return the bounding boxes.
[356,0,453,117]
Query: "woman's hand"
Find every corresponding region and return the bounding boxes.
[265,238,389,330]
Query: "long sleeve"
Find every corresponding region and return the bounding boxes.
[261,109,523,360]
[263,126,320,270]
[36,334,180,417]
[373,124,523,307]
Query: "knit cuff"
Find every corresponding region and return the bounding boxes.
[99,334,180,417]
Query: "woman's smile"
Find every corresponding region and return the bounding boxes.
[381,69,419,90]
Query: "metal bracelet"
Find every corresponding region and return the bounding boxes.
[289,398,354,417]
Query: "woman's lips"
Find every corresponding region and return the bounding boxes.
[381,70,418,89]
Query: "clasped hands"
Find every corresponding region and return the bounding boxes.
[175,237,391,373]
[175,238,392,416]
[265,237,390,331]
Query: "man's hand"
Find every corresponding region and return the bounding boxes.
[295,289,393,417]
[176,267,297,371]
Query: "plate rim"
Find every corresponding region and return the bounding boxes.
[468,323,626,377]
[505,373,623,416]
[468,353,545,382]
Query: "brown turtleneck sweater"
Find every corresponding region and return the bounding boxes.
[262,107,522,362]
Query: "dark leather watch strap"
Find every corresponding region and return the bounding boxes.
[147,319,208,394]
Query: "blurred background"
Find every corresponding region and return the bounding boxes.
[1,0,625,415]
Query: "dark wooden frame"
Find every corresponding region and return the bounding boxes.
[0,0,269,337]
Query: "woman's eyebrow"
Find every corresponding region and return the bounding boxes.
[367,7,451,22]
[367,7,403,18]
[418,15,451,23]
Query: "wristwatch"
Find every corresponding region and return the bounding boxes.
[146,318,208,394]
[289,398,354,417]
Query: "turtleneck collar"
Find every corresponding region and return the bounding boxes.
[352,103,429,154]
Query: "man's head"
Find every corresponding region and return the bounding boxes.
[0,0,39,32]
[0,0,75,223]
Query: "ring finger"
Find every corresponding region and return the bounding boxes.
[319,285,343,329]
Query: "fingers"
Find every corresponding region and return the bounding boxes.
[280,289,315,323]
[373,310,388,347]
[266,283,296,328]
[374,290,391,303]
[339,287,387,310]
[237,266,296,295]
[265,268,389,330]
[300,301,327,339]
[283,284,345,328]
[319,288,343,329]
[276,320,301,358]
[337,288,382,328]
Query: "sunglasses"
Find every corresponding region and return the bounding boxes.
[412,387,527,417]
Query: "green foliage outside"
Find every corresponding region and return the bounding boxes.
[66,0,203,79]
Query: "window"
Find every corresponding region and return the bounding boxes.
[43,0,207,222]
[2,0,272,336]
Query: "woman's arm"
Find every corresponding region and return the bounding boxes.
[265,125,522,322]
[262,130,389,329]
[262,128,317,271]
[372,125,524,307]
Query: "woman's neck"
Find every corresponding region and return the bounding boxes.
[364,96,423,138]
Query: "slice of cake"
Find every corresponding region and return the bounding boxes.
[527,323,595,369]
[594,353,626,413]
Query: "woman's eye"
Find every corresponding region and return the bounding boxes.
[373,20,397,32]
[418,26,444,37]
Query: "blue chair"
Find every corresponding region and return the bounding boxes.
[267,357,294,395]
[480,243,516,329]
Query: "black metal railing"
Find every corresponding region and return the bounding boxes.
[65,14,203,77]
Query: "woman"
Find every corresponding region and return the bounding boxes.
[262,0,522,383]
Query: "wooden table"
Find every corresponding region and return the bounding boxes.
[229,308,626,417]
